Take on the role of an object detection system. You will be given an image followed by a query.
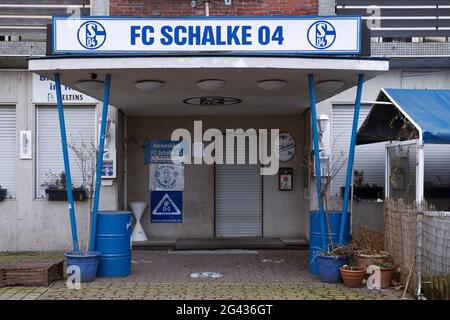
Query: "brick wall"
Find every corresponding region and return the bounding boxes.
[110,0,318,17]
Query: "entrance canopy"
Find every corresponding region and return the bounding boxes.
[357,88,450,145]
[29,56,388,116]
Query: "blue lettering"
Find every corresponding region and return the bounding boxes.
[188,26,201,45]
[201,26,215,45]
[227,26,240,45]
[142,26,155,45]
[174,26,187,45]
[161,26,173,45]
[131,26,140,45]
[215,26,226,45]
[242,26,252,45]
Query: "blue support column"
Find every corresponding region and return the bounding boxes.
[308,74,327,251]
[89,74,112,251]
[54,73,79,253]
[338,73,364,245]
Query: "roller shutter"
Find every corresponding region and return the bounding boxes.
[0,106,16,198]
[331,105,386,196]
[36,106,96,198]
[215,133,262,237]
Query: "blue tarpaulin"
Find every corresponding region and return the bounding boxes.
[357,88,450,145]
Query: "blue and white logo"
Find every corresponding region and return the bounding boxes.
[307,21,336,50]
[77,21,106,50]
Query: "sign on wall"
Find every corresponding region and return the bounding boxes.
[151,191,182,223]
[52,17,361,55]
[150,163,184,191]
[32,73,97,104]
[144,140,184,164]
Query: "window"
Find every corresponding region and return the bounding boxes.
[36,106,96,198]
[0,106,16,198]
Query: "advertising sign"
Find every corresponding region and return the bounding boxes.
[53,17,361,55]
[144,140,184,164]
[32,73,97,104]
[151,191,182,223]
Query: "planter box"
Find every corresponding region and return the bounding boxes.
[0,189,6,201]
[341,186,384,199]
[45,188,87,201]
[424,186,450,199]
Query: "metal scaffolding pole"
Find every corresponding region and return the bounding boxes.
[339,73,364,245]
[89,74,112,251]
[54,73,79,253]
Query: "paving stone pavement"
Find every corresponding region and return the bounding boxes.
[0,250,409,300]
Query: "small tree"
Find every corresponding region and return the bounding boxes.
[68,135,99,253]
[295,145,347,253]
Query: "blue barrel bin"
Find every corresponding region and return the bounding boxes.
[309,210,350,275]
[95,211,133,278]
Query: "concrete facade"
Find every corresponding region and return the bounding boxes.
[126,115,308,239]
[0,70,122,251]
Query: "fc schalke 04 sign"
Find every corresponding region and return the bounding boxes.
[52,16,361,55]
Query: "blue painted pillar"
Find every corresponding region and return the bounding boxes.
[54,73,79,253]
[339,73,364,245]
[89,74,112,251]
[308,74,327,251]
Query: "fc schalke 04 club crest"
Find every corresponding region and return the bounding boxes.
[153,164,183,190]
[77,21,107,50]
[307,21,336,50]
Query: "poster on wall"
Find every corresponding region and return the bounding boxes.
[151,191,182,223]
[149,163,184,191]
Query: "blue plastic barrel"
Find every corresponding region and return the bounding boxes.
[309,210,350,275]
[95,211,133,278]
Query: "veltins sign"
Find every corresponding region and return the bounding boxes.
[52,17,361,55]
[33,73,97,104]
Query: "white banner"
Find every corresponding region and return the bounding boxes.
[53,17,361,54]
[150,164,184,191]
[32,73,97,104]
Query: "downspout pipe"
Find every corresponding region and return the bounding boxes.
[338,73,364,245]
[54,73,79,253]
[89,74,112,251]
[308,74,327,251]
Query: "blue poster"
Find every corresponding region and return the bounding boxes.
[151,191,182,223]
[144,140,185,164]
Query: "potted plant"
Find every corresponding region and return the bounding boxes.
[317,246,351,283]
[41,170,87,201]
[63,137,101,283]
[340,265,366,288]
[0,185,7,201]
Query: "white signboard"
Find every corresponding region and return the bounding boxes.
[53,17,361,54]
[150,164,184,191]
[33,73,97,104]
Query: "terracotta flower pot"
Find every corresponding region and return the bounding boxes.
[379,268,394,289]
[340,266,366,288]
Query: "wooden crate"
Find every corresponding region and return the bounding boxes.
[0,260,64,287]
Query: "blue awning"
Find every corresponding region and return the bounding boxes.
[357,88,450,145]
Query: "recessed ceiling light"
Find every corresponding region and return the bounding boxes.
[315,80,345,93]
[135,80,164,91]
[257,79,287,91]
[75,80,104,91]
[196,79,225,91]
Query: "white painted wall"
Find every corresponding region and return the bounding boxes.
[0,71,122,251]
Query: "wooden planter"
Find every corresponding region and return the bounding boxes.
[45,188,87,201]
